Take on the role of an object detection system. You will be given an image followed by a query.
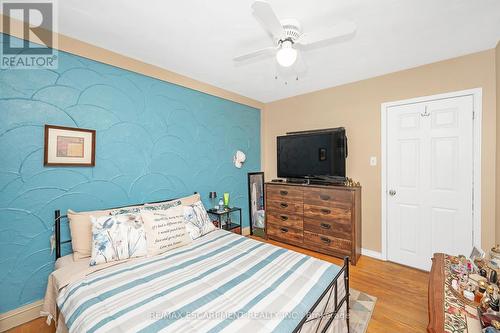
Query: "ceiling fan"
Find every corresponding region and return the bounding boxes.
[234,1,357,68]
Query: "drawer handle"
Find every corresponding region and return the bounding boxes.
[320,223,331,230]
[320,237,331,245]
[280,190,288,196]
[320,194,331,201]
[279,202,289,208]
[320,208,331,215]
[280,227,288,233]
[280,215,289,221]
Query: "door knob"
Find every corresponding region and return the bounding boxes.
[389,189,396,196]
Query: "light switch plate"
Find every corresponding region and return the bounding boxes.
[370,156,377,166]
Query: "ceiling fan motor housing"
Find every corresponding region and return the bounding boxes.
[279,18,302,44]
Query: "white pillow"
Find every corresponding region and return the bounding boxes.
[141,207,192,256]
[90,214,147,266]
[183,201,216,240]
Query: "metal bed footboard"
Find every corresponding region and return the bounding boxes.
[293,257,350,333]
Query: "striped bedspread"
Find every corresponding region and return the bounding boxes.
[57,230,341,333]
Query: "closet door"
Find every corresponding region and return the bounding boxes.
[386,95,473,271]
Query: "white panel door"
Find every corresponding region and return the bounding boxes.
[387,95,473,271]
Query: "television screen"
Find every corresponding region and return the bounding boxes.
[277,129,346,180]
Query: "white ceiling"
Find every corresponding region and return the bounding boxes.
[24,1,500,102]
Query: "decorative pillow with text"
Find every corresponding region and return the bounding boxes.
[140,207,192,256]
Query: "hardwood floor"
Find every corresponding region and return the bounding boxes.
[251,236,429,333]
[8,237,429,333]
[6,318,54,333]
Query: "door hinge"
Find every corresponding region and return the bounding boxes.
[472,111,475,119]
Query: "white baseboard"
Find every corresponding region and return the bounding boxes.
[0,300,43,332]
[361,248,385,261]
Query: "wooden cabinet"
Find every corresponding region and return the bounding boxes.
[265,182,361,265]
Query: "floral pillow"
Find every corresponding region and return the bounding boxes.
[183,201,216,240]
[109,200,181,215]
[90,214,147,266]
[143,199,182,211]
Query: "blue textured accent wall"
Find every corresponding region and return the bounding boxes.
[0,34,260,313]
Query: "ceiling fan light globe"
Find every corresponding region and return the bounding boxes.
[276,41,297,67]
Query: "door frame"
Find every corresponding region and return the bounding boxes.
[380,88,482,261]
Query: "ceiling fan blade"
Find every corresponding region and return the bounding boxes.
[233,46,277,62]
[297,21,356,47]
[251,1,285,40]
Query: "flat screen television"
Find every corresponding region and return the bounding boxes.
[277,128,347,183]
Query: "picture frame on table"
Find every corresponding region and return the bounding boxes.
[469,246,485,261]
[248,172,265,238]
[44,125,96,167]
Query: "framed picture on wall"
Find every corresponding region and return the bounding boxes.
[44,125,96,166]
[248,172,265,238]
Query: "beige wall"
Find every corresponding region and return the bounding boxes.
[262,50,497,253]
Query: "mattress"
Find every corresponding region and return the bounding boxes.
[55,230,346,333]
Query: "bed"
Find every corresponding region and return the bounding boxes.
[44,202,350,333]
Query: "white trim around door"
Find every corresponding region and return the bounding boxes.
[380,88,482,262]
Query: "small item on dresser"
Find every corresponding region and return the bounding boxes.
[491,297,500,312]
[482,313,500,328]
[487,284,496,296]
[476,286,486,303]
[459,275,469,290]
[491,270,499,284]
[475,257,487,269]
[344,177,358,187]
[481,295,492,311]
[470,273,488,284]
[450,256,460,265]
[491,245,500,260]
[467,261,473,272]
[481,268,489,278]
[463,289,475,302]
[479,280,488,293]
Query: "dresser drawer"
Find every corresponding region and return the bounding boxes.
[267,224,303,245]
[304,187,352,207]
[303,204,351,223]
[267,185,303,203]
[266,211,303,229]
[304,231,351,254]
[267,200,303,215]
[304,218,351,239]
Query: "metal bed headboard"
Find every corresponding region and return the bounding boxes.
[54,194,197,260]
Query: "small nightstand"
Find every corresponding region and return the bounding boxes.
[207,207,242,235]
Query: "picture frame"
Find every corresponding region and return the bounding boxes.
[44,125,96,167]
[469,246,485,261]
[248,172,265,238]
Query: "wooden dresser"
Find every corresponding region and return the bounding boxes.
[428,253,482,333]
[265,182,361,265]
